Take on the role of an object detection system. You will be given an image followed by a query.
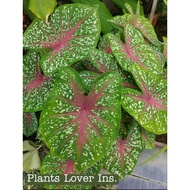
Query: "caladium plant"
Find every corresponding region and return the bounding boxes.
[23,4,101,76]
[39,68,122,172]
[23,1,167,189]
[122,64,167,134]
[41,152,103,190]
[23,51,55,112]
[104,121,143,179]
[23,112,38,137]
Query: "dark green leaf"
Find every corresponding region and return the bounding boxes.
[23,112,38,137]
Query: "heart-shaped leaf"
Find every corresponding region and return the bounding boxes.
[108,24,162,75]
[89,48,138,89]
[104,121,142,179]
[122,64,167,134]
[23,140,41,172]
[39,68,122,171]
[23,112,38,137]
[23,51,55,112]
[109,9,162,47]
[41,151,103,189]
[28,0,57,24]
[23,4,101,76]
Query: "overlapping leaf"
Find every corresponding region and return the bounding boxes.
[109,5,162,47]
[98,30,121,54]
[140,127,155,149]
[71,0,120,34]
[23,4,101,76]
[104,121,142,179]
[122,64,167,134]
[23,112,38,137]
[89,48,138,89]
[28,0,57,24]
[41,151,103,189]
[108,24,162,75]
[39,68,121,171]
[23,140,41,171]
[79,71,99,92]
[23,51,55,112]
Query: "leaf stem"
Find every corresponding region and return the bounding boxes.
[149,0,158,23]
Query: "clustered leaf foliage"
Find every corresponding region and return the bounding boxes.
[23,1,167,189]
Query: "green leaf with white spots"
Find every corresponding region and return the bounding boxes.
[149,42,166,70]
[98,29,121,54]
[89,48,138,89]
[28,0,57,24]
[71,0,120,34]
[41,151,103,189]
[79,71,99,92]
[109,10,162,47]
[23,4,101,76]
[103,121,143,179]
[108,24,162,75]
[122,64,167,134]
[140,127,155,150]
[39,67,122,172]
[23,51,55,112]
[23,112,38,137]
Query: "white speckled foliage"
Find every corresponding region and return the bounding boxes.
[23,51,55,112]
[104,121,142,179]
[79,71,99,92]
[39,67,122,171]
[23,4,101,76]
[140,127,155,150]
[23,112,38,137]
[108,24,162,75]
[109,3,162,48]
[122,64,167,134]
[41,152,102,189]
[89,48,138,89]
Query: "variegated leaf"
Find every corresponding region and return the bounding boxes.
[98,30,121,54]
[104,121,142,179]
[39,68,122,171]
[109,11,162,47]
[23,112,38,137]
[79,71,99,92]
[108,24,162,75]
[41,151,103,189]
[23,4,101,76]
[89,48,138,89]
[23,51,55,112]
[122,64,167,134]
[140,127,155,150]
